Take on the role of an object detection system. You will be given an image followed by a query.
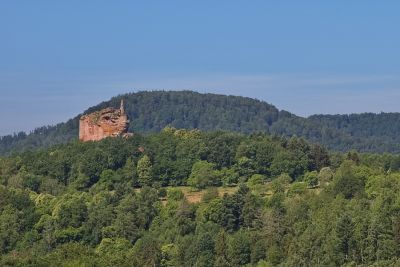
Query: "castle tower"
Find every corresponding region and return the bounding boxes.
[120,99,125,115]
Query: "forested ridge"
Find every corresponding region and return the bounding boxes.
[1,128,400,266]
[1,91,400,155]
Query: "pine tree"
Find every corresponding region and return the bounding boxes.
[137,155,153,186]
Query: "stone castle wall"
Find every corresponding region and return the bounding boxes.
[79,101,131,141]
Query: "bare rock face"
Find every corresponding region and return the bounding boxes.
[79,100,132,142]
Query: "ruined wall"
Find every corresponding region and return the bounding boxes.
[79,102,131,141]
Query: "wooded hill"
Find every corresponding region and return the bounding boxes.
[1,91,400,154]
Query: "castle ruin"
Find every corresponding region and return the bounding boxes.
[79,100,132,141]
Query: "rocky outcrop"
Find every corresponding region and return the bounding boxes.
[79,100,132,141]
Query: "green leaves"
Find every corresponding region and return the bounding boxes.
[332,161,365,199]
[2,127,400,266]
[187,161,219,190]
[137,155,153,187]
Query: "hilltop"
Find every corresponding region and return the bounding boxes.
[1,90,400,154]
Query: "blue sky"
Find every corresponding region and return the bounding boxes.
[1,1,400,135]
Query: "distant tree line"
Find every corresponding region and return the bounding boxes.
[1,91,400,155]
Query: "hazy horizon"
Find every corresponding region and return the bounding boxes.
[1,2,400,135]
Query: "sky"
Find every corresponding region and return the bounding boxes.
[1,1,400,135]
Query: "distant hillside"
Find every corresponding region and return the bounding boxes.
[270,113,400,153]
[1,90,400,154]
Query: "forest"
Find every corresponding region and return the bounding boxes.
[1,128,400,266]
[2,91,400,155]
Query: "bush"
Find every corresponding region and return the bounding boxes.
[158,188,167,198]
[167,188,184,201]
[304,171,319,188]
[202,187,219,203]
[247,174,265,188]
[287,182,307,196]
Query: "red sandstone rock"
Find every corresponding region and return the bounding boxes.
[79,100,131,142]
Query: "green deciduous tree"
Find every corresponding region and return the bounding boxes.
[187,161,220,189]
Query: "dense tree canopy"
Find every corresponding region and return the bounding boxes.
[0,129,400,266]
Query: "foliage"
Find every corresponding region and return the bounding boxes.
[304,171,319,188]
[137,155,153,186]
[0,129,399,266]
[188,161,219,190]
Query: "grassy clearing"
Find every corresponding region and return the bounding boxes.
[180,186,239,203]
[154,186,240,205]
[140,182,319,205]
[163,184,273,204]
